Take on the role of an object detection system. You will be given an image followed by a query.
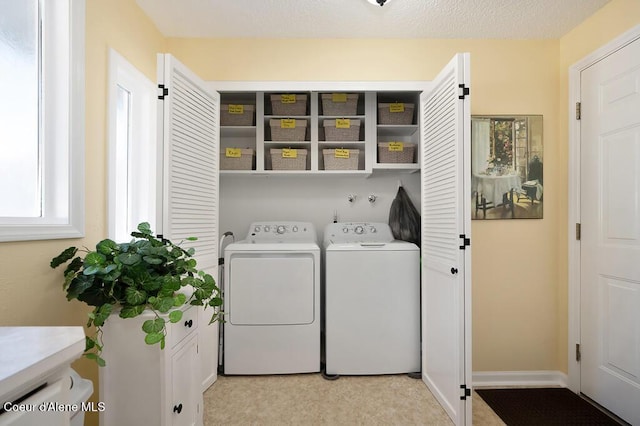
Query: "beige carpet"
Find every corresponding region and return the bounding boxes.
[203,374,505,425]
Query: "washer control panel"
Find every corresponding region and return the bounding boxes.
[324,222,394,245]
[247,221,317,243]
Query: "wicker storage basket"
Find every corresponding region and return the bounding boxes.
[270,94,308,115]
[321,93,358,116]
[220,148,255,170]
[270,119,307,141]
[377,103,415,125]
[323,119,361,141]
[377,142,416,163]
[323,149,360,171]
[220,104,255,126]
[270,148,308,170]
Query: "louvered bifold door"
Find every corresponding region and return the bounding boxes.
[420,53,472,426]
[157,54,220,273]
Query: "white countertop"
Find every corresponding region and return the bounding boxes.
[0,327,85,402]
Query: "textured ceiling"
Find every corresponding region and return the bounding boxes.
[135,0,611,39]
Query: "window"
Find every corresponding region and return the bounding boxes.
[0,0,85,241]
[108,49,156,242]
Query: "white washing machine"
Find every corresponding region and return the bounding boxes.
[223,221,320,374]
[324,222,420,376]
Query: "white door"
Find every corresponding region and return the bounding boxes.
[420,53,472,426]
[580,37,640,425]
[157,53,220,391]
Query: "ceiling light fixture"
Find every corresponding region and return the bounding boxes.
[366,0,391,6]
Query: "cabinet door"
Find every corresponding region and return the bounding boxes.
[157,54,220,392]
[420,53,471,426]
[171,335,201,426]
[156,53,220,273]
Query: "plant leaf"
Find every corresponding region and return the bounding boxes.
[67,275,94,300]
[154,296,175,313]
[144,332,164,345]
[82,265,102,276]
[173,293,187,306]
[84,252,106,267]
[209,297,223,307]
[125,287,147,305]
[137,222,152,235]
[142,255,163,265]
[168,310,183,323]
[93,303,113,327]
[50,247,78,268]
[117,252,141,266]
[103,264,118,274]
[85,353,106,367]
[142,318,165,334]
[140,276,162,292]
[96,239,119,255]
[85,336,96,351]
[63,256,84,276]
[119,305,145,318]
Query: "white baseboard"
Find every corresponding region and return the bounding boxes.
[472,370,568,388]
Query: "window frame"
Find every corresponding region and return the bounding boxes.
[107,48,157,242]
[0,0,85,242]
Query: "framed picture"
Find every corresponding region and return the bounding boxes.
[471,115,543,219]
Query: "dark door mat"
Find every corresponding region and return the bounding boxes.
[476,388,622,425]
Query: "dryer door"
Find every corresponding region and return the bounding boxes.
[228,253,315,325]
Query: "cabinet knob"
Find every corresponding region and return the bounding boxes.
[173,403,183,414]
[184,319,193,328]
[451,267,458,275]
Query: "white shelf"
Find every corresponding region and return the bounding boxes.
[373,163,420,169]
[220,126,256,138]
[377,125,420,137]
[219,90,422,175]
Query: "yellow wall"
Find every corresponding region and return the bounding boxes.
[167,37,563,372]
[0,1,165,425]
[555,0,640,373]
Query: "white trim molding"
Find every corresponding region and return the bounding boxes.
[473,371,568,389]
[0,0,85,242]
[567,24,640,393]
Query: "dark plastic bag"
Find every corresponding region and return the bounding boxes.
[388,186,421,247]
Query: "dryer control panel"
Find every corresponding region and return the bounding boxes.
[247,221,317,243]
[324,222,394,245]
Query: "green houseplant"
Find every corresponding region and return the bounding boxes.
[50,222,222,366]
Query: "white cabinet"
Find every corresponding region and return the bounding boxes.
[0,327,85,426]
[217,89,421,174]
[99,305,204,426]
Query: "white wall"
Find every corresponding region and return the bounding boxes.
[219,173,421,244]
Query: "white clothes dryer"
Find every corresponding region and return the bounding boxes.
[323,222,420,376]
[223,222,320,375]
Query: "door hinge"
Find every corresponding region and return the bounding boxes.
[576,343,581,362]
[460,384,471,400]
[575,223,581,241]
[458,84,470,100]
[158,84,168,100]
[576,102,581,120]
[459,234,470,250]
